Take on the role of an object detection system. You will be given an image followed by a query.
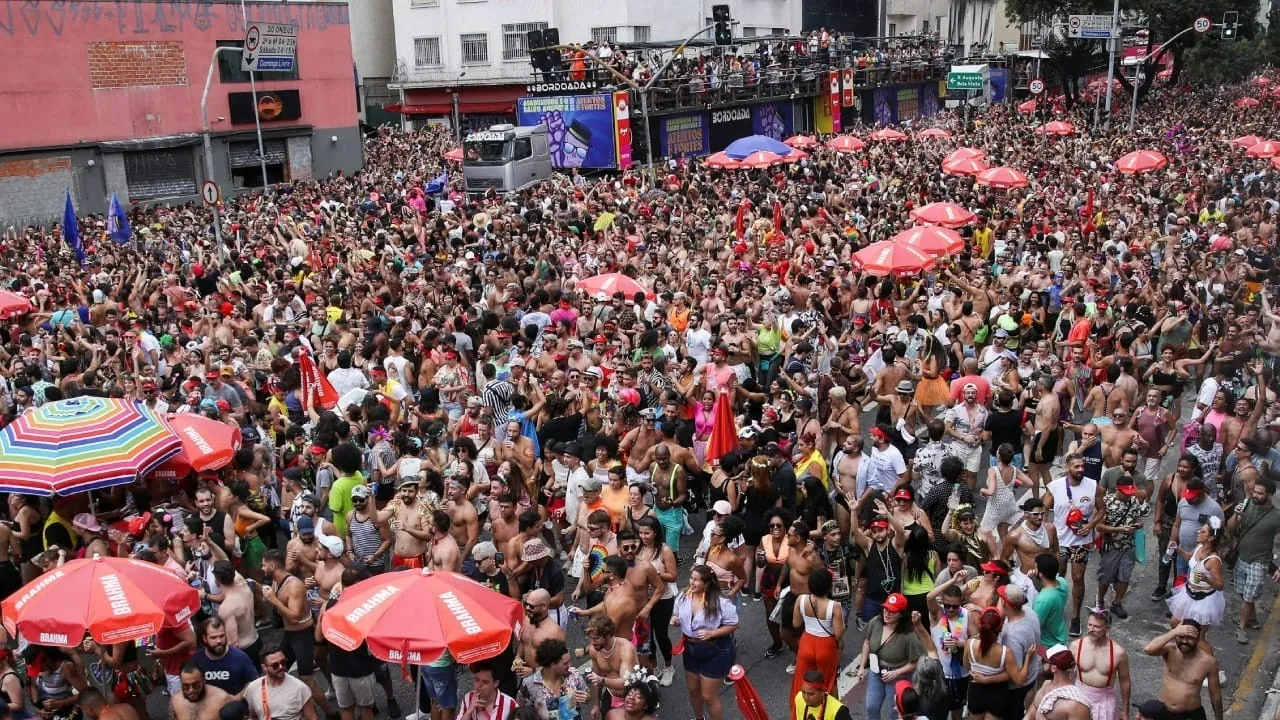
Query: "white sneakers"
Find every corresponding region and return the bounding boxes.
[660,666,675,686]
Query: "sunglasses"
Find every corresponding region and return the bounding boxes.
[941,603,961,611]
[769,523,785,529]
[265,661,287,670]
[1026,511,1045,517]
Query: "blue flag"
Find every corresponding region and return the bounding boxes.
[425,169,448,196]
[62,189,85,267]
[107,193,131,245]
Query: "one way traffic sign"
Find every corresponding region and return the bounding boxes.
[242,23,297,72]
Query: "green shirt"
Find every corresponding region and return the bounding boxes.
[1033,583,1068,647]
[329,471,364,538]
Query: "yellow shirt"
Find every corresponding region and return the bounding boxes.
[973,226,994,259]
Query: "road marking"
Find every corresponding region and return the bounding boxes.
[1228,586,1280,715]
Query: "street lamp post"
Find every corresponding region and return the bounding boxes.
[452,71,467,139]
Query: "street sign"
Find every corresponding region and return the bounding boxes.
[1029,78,1045,95]
[1067,14,1114,39]
[948,71,985,91]
[241,23,297,72]
[201,181,221,206]
[1193,16,1212,33]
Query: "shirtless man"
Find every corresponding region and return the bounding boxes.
[505,510,542,574]
[1071,611,1131,720]
[78,688,141,720]
[310,535,348,611]
[1071,408,1145,470]
[500,420,539,480]
[779,518,824,655]
[720,315,756,368]
[871,346,911,406]
[835,434,864,499]
[1031,646,1093,720]
[639,422,702,480]
[169,663,230,720]
[489,494,520,554]
[515,589,565,675]
[649,445,688,553]
[620,410,663,484]
[1143,621,1223,720]
[1002,497,1060,575]
[574,553,638,635]
[261,550,333,717]
[821,386,861,458]
[429,509,461,572]
[211,561,261,662]
[381,477,433,569]
[580,615,639,717]
[445,475,480,572]
[614,531,666,663]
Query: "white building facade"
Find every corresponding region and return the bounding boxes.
[389,0,803,131]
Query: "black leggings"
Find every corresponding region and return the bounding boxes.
[649,596,675,664]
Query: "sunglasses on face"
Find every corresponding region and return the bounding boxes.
[769,523,785,529]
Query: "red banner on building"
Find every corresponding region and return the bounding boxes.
[842,69,855,107]
[613,90,633,170]
[829,72,843,132]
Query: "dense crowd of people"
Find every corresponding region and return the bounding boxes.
[0,67,1278,720]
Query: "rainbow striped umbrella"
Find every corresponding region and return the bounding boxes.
[0,398,182,496]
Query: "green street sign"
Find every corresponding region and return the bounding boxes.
[948,71,984,90]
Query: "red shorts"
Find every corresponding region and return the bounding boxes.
[393,554,424,569]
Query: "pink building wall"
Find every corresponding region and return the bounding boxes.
[0,1,357,151]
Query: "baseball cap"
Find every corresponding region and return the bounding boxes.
[892,488,913,501]
[295,516,316,536]
[1116,474,1138,495]
[350,484,371,500]
[883,593,908,613]
[1044,644,1076,670]
[712,500,733,516]
[581,476,603,493]
[869,517,890,530]
[318,535,344,556]
[980,560,1010,576]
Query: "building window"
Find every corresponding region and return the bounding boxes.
[888,23,897,37]
[124,148,197,200]
[461,33,489,65]
[922,20,930,34]
[632,26,651,43]
[772,28,788,36]
[591,27,618,44]
[215,40,298,82]
[742,27,758,38]
[409,0,438,6]
[414,37,442,68]
[502,22,548,61]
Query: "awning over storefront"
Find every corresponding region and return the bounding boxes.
[385,101,516,115]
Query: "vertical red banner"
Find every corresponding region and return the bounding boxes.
[613,90,633,170]
[828,72,843,133]
[842,69,855,107]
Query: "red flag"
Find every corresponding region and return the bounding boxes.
[1083,187,1095,228]
[296,350,340,410]
[734,199,752,239]
[773,200,783,233]
[728,665,770,720]
[703,389,739,469]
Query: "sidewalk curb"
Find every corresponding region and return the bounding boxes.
[1260,663,1280,720]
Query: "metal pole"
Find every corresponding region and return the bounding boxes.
[239,0,270,192]
[202,46,233,248]
[1128,66,1141,128]
[453,90,461,139]
[1102,0,1120,128]
[636,25,716,184]
[1124,25,1195,130]
[638,89,655,184]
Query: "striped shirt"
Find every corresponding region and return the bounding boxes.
[482,378,515,423]
[458,690,515,720]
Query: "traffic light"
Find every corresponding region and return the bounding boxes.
[713,4,732,46]
[1222,11,1238,39]
[526,29,547,70]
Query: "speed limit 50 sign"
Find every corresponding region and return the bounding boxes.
[1029,78,1045,95]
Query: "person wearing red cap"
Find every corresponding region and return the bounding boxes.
[850,592,921,719]
[1095,472,1149,620]
[792,669,852,720]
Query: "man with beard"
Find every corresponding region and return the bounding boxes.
[444,474,480,574]
[1095,474,1148,619]
[648,444,687,552]
[580,615,638,716]
[516,539,568,627]
[1044,453,1103,638]
[192,618,259,699]
[1070,610,1132,720]
[572,555,642,642]
[243,645,316,720]
[285,516,321,578]
[381,476,433,568]
[261,550,332,718]
[1143,621,1223,720]
[170,662,232,720]
[429,509,462,572]
[1002,497,1060,580]
[514,588,565,675]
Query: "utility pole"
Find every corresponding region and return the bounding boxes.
[1101,0,1120,128]
[238,0,270,192]
[201,46,238,247]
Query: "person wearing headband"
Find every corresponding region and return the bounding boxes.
[792,669,852,720]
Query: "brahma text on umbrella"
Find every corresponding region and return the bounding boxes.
[99,574,133,616]
[344,585,400,623]
[12,570,64,611]
[181,426,214,455]
[440,591,484,635]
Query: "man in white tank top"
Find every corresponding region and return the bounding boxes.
[1043,453,1104,639]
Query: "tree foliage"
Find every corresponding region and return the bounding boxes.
[1181,35,1269,86]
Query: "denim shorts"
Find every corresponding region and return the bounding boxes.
[421,664,458,709]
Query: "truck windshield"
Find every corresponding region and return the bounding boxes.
[463,140,510,166]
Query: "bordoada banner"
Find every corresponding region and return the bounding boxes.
[708,105,753,152]
[517,93,618,169]
[658,112,710,158]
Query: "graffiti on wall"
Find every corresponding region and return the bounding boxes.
[0,1,349,39]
